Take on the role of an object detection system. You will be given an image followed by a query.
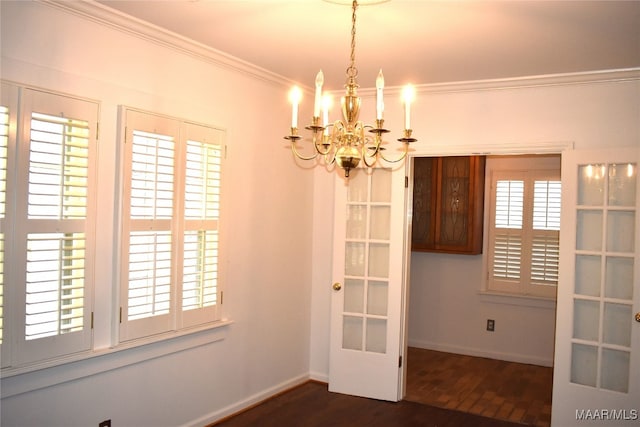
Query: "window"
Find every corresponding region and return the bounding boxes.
[119,108,223,342]
[486,167,561,299]
[1,83,98,367]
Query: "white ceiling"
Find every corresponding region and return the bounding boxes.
[95,0,640,89]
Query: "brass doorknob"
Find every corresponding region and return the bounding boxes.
[332,282,342,291]
[635,312,640,323]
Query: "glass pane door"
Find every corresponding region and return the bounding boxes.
[343,169,392,354]
[571,162,636,392]
[329,166,406,402]
[552,148,639,427]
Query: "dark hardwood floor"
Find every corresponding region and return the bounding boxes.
[209,348,553,427]
[210,381,524,427]
[406,348,553,427]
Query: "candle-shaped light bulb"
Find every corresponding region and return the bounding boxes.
[314,70,324,118]
[289,86,302,129]
[376,69,384,121]
[402,84,415,130]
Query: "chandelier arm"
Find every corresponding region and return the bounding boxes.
[325,151,337,166]
[378,144,410,164]
[361,147,378,168]
[291,141,320,161]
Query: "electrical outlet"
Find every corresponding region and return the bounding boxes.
[99,420,111,427]
[486,319,495,332]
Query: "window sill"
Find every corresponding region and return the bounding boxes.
[0,319,233,398]
[478,291,557,310]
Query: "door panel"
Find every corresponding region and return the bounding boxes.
[329,167,406,401]
[552,148,639,425]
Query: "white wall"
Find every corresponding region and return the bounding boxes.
[1,2,313,426]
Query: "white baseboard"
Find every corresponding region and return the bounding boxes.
[408,339,554,367]
[183,373,310,427]
[309,371,329,383]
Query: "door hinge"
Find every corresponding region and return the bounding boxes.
[405,176,409,188]
[119,307,123,324]
[220,291,224,305]
[96,122,100,141]
[399,355,403,368]
[91,312,94,329]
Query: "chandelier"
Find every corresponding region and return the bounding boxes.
[284,0,416,178]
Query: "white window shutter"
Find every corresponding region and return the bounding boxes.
[487,171,560,298]
[120,110,224,341]
[13,88,98,365]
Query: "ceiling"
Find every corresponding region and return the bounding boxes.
[95,0,640,89]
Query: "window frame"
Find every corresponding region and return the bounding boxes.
[484,161,561,300]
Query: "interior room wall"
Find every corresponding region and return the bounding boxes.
[0,2,313,426]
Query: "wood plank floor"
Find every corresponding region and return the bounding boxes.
[406,347,553,427]
[210,381,524,427]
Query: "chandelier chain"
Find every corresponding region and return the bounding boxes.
[347,0,358,80]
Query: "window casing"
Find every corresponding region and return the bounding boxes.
[119,108,223,342]
[486,169,561,299]
[1,83,98,367]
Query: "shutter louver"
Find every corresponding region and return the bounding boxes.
[531,233,560,285]
[127,231,172,320]
[183,230,218,310]
[495,180,524,229]
[184,142,221,220]
[28,113,89,219]
[25,233,85,340]
[493,233,522,279]
[533,180,561,230]
[182,141,221,311]
[130,130,174,219]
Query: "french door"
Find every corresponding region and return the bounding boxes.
[328,166,407,401]
[552,148,640,425]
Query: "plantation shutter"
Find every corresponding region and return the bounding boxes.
[531,180,561,286]
[180,123,222,327]
[492,179,524,282]
[120,109,224,342]
[488,170,560,298]
[13,88,97,365]
[120,111,178,341]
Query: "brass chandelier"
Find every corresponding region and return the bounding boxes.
[284,0,416,178]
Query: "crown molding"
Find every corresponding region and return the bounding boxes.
[40,0,295,87]
[413,68,640,94]
[40,1,640,94]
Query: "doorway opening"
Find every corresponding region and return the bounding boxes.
[403,153,561,427]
